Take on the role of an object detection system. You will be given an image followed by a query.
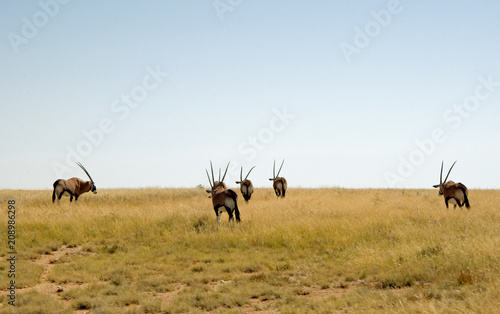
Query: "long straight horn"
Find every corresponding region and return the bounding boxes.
[439,161,444,184]
[206,169,213,189]
[273,160,276,179]
[219,168,221,182]
[76,162,94,183]
[221,162,230,183]
[240,167,243,182]
[443,161,457,183]
[276,160,285,178]
[210,161,215,185]
[244,166,256,181]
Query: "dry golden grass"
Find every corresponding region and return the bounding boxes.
[1,187,500,313]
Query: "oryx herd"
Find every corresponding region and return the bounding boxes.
[203,160,286,228]
[52,159,470,227]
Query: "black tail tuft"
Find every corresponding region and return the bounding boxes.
[457,184,470,209]
[52,180,60,203]
[234,199,241,222]
[464,191,470,209]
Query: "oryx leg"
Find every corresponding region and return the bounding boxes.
[446,197,460,209]
[54,186,65,204]
[226,207,235,228]
[214,205,223,229]
[275,182,283,197]
[57,191,65,204]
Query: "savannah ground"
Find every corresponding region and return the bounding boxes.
[0,188,499,313]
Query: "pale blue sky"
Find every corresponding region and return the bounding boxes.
[1,1,500,189]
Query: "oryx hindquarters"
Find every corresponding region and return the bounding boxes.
[212,189,240,228]
[272,177,287,198]
[441,181,470,209]
[432,161,470,209]
[240,181,254,202]
[269,160,287,198]
[236,166,255,202]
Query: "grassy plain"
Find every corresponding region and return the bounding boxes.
[0,187,500,313]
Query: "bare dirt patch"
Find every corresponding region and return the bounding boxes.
[20,245,92,296]
[1,245,96,312]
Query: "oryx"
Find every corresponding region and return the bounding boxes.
[52,162,97,203]
[235,166,255,202]
[269,160,287,198]
[432,161,470,209]
[206,161,240,228]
